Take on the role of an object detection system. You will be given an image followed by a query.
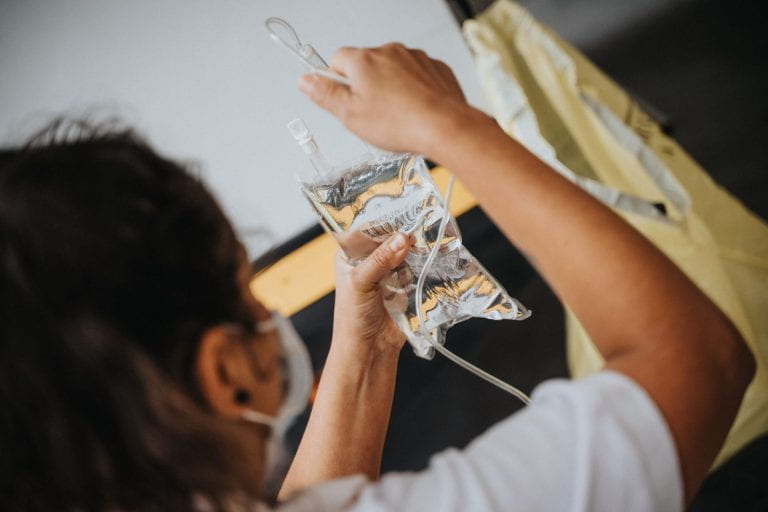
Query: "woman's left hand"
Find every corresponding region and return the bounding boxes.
[331,232,413,358]
[281,232,413,498]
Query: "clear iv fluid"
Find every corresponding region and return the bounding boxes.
[301,153,529,359]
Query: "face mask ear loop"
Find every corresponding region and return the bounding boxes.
[264,17,351,86]
[242,408,276,427]
[241,313,313,429]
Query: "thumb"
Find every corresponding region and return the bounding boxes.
[352,233,412,292]
[298,73,352,118]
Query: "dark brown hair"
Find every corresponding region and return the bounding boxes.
[0,120,263,510]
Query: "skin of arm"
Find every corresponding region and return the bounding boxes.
[278,234,413,500]
[296,43,756,504]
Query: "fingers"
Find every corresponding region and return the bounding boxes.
[298,73,352,119]
[329,46,361,73]
[434,59,465,101]
[298,42,466,153]
[409,48,439,79]
[412,50,464,100]
[351,233,412,292]
[384,44,464,100]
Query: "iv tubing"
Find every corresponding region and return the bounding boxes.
[414,174,531,405]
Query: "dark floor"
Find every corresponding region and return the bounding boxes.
[287,1,768,509]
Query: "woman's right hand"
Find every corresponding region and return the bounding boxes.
[298,43,471,156]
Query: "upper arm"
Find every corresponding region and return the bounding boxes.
[606,316,753,503]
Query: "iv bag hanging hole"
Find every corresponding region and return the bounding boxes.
[263,17,351,86]
[265,17,304,56]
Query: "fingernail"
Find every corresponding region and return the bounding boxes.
[298,74,317,93]
[390,233,407,251]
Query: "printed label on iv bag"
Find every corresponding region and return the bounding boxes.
[300,153,530,359]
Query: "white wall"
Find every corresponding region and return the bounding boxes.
[0,0,486,257]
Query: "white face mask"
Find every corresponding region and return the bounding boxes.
[240,312,313,496]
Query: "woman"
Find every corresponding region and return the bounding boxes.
[0,46,754,511]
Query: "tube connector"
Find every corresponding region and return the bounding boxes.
[287,118,332,176]
[287,118,314,153]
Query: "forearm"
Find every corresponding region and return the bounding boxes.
[425,108,721,357]
[278,339,399,500]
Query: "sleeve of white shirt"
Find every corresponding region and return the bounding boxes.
[283,371,683,512]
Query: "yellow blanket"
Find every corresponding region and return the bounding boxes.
[464,0,768,468]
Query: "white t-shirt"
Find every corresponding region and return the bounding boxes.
[278,371,683,512]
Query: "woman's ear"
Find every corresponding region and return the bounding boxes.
[195,325,254,418]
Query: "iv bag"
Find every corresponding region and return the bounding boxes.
[300,151,530,359]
